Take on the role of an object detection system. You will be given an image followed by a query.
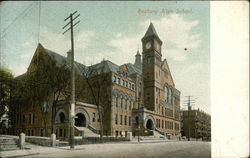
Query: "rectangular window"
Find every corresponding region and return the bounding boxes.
[115,114,118,125]
[29,114,31,124]
[33,113,35,124]
[129,116,131,126]
[31,129,34,136]
[59,129,63,137]
[93,112,96,122]
[124,116,127,125]
[113,76,116,82]
[64,129,66,137]
[162,120,164,129]
[120,115,123,125]
[116,97,118,107]
[120,98,123,108]
[118,78,121,84]
[125,100,127,110]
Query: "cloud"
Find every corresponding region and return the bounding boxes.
[105,14,201,64]
[40,27,95,57]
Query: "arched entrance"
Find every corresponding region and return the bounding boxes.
[144,115,155,131]
[146,119,154,130]
[75,113,86,127]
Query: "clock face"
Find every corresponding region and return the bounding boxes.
[146,42,151,49]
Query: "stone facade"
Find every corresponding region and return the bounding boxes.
[181,108,211,141]
[10,23,181,140]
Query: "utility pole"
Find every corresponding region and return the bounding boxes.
[62,11,80,149]
[184,96,195,141]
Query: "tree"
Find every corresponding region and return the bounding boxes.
[0,67,13,119]
[79,65,110,143]
[12,53,70,136]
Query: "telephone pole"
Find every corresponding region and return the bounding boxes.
[184,96,195,141]
[62,11,80,149]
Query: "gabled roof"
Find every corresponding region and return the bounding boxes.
[162,59,175,87]
[142,22,162,43]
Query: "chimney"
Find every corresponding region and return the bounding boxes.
[67,50,72,60]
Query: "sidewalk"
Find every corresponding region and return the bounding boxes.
[0,143,59,158]
[0,139,183,158]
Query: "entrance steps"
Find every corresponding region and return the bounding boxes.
[75,126,100,138]
[0,136,19,151]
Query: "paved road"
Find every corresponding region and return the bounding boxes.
[1,141,210,158]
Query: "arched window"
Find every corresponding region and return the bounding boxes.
[168,88,172,104]
[164,86,169,102]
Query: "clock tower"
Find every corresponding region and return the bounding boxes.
[142,23,163,111]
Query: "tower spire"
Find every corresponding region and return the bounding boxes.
[141,23,162,44]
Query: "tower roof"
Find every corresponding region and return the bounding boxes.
[142,22,161,42]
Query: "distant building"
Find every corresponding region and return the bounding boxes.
[10,23,181,140]
[181,108,211,141]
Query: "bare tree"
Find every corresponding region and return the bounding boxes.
[79,66,110,143]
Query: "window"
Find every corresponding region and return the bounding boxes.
[40,129,44,137]
[125,99,127,110]
[122,79,125,86]
[116,97,118,107]
[31,129,34,136]
[64,129,66,137]
[113,76,116,82]
[132,84,135,90]
[162,107,164,115]
[164,86,169,102]
[124,116,127,125]
[168,88,172,104]
[162,120,164,129]
[93,113,96,122]
[129,116,131,126]
[129,101,132,110]
[59,112,66,123]
[118,78,121,84]
[120,98,123,108]
[120,115,123,125]
[29,113,35,124]
[129,83,131,89]
[125,81,128,87]
[135,116,139,126]
[115,114,118,125]
[59,129,63,137]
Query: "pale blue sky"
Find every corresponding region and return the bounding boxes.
[0,1,210,113]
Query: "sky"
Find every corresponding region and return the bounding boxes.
[0,1,210,113]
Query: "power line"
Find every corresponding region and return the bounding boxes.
[0,2,36,38]
[37,1,41,44]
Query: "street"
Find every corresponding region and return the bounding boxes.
[1,141,211,158]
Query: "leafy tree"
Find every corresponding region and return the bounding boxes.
[0,67,13,118]
[26,53,71,136]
